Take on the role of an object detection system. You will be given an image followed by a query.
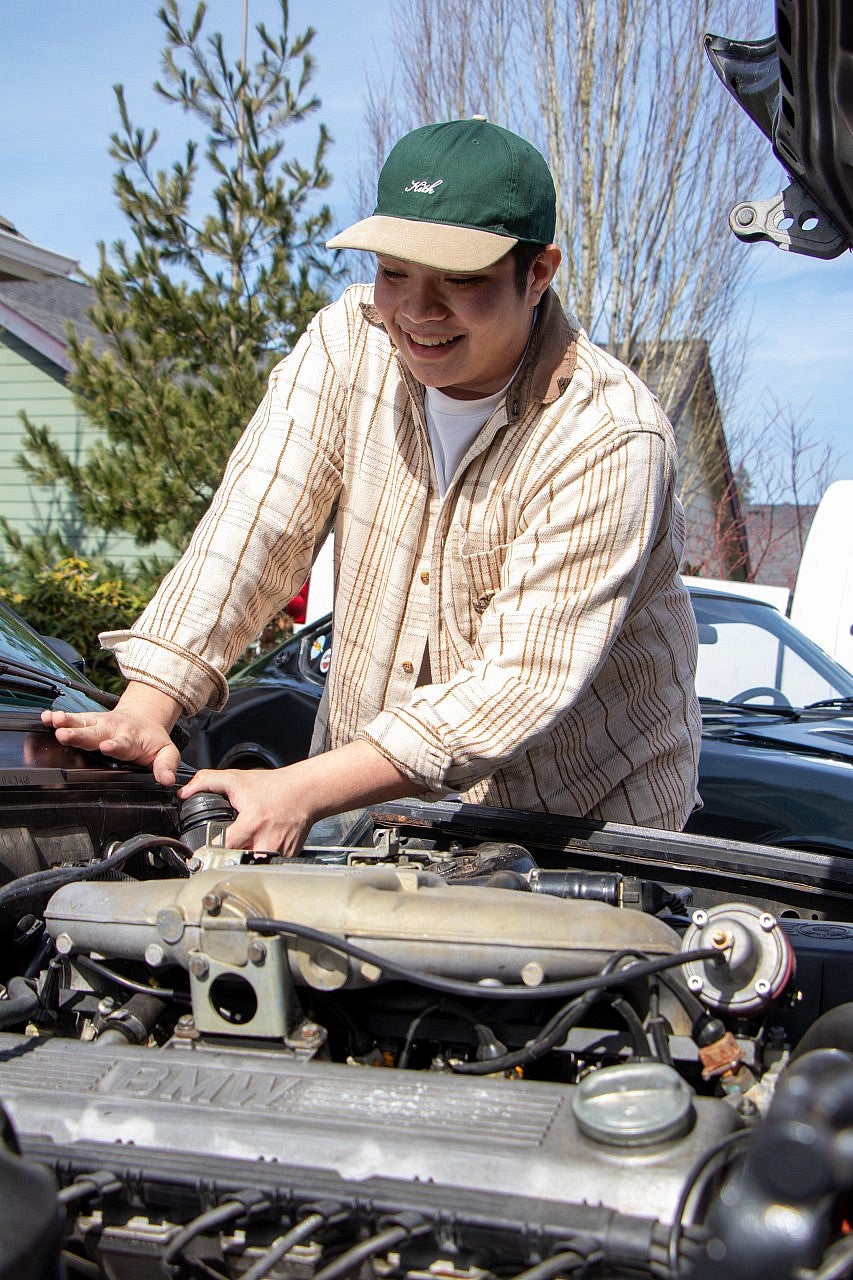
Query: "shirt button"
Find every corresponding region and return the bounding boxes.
[402,661,414,675]
[420,570,430,585]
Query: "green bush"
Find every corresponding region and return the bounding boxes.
[0,557,148,694]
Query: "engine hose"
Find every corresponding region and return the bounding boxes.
[241,1211,328,1280]
[0,976,40,1028]
[790,1003,853,1059]
[313,1214,429,1280]
[455,869,531,891]
[0,833,194,916]
[247,917,720,1003]
[687,1050,853,1280]
[507,1238,604,1280]
[96,993,168,1046]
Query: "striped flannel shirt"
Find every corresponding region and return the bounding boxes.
[102,284,702,830]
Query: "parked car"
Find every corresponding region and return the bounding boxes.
[183,612,330,772]
[687,585,853,853]
[0,600,193,891]
[2,590,853,1277]
[185,584,853,858]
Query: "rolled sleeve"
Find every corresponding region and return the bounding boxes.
[100,298,353,714]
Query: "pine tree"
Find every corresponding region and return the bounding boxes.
[19,0,337,556]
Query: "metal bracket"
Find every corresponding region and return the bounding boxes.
[186,830,248,873]
[187,934,299,1039]
[729,180,849,259]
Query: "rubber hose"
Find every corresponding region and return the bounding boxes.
[790,1003,853,1059]
[0,977,40,1028]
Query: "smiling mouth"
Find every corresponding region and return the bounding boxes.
[406,333,461,348]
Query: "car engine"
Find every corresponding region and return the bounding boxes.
[1,795,852,1280]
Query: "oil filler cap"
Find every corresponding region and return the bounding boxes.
[571,1061,694,1147]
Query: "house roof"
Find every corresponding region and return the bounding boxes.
[630,338,750,577]
[744,502,818,589]
[0,275,108,370]
[0,218,78,283]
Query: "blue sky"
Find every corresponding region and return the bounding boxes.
[3,0,851,495]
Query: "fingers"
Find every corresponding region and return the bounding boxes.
[178,769,309,857]
[52,718,118,751]
[42,707,180,784]
[41,709,103,735]
[152,741,181,788]
[179,769,229,800]
[223,813,307,859]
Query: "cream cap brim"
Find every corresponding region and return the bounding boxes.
[326,215,517,271]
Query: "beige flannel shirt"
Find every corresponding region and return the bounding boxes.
[103,284,701,829]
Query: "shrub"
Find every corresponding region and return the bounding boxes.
[0,557,148,694]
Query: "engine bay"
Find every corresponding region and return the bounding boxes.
[1,796,852,1280]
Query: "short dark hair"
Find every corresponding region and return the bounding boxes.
[510,241,549,295]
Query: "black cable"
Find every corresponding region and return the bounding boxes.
[61,1251,102,1279]
[667,1129,751,1276]
[609,993,652,1058]
[653,969,704,1024]
[24,928,53,979]
[451,991,597,1075]
[73,954,190,1004]
[507,1238,605,1280]
[649,1223,708,1280]
[0,833,194,915]
[155,844,194,877]
[245,917,720,1003]
[646,984,674,1066]
[161,1191,270,1277]
[241,1211,327,1280]
[450,981,653,1076]
[600,948,705,1024]
[57,1170,122,1207]
[313,1215,428,1280]
[398,1002,445,1070]
[162,1201,247,1273]
[398,999,503,1069]
[178,1258,230,1280]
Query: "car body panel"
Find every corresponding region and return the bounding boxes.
[0,601,185,887]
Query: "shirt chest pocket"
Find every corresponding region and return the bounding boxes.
[457,539,509,616]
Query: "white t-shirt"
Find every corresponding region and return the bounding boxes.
[424,381,509,496]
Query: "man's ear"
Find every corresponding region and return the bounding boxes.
[528,244,562,304]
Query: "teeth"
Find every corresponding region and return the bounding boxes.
[409,334,457,347]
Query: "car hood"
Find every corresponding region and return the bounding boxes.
[703,712,853,764]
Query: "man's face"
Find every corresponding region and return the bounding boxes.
[373,247,559,400]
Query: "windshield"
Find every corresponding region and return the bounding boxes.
[0,605,104,715]
[691,592,853,707]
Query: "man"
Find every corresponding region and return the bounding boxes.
[43,118,701,854]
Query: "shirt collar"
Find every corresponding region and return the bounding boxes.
[359,285,579,421]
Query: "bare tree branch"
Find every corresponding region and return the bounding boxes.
[358,0,794,575]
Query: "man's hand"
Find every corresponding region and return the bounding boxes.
[179,739,417,857]
[41,682,184,787]
[179,766,314,857]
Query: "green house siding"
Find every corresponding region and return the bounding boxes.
[0,330,83,544]
[0,330,174,566]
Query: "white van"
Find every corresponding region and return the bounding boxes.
[789,480,853,672]
[686,481,852,674]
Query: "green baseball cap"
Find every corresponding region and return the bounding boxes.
[327,118,556,270]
